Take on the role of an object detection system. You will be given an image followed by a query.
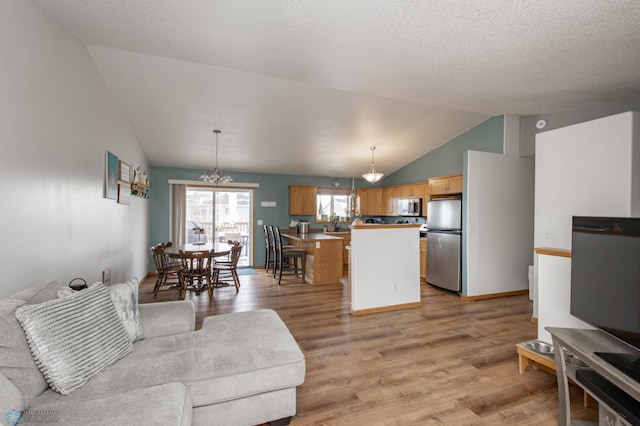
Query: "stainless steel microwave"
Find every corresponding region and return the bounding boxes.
[398,198,422,216]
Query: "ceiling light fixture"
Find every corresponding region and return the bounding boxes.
[362,146,384,184]
[199,129,233,184]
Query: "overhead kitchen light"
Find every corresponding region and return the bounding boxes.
[362,146,384,184]
[199,129,233,184]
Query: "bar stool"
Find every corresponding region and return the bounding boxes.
[263,225,275,273]
[273,226,306,285]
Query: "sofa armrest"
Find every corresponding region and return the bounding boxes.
[138,301,195,339]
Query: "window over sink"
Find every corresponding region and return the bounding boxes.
[316,188,352,223]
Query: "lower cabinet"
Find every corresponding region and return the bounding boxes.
[342,234,351,270]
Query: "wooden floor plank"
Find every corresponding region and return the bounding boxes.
[139,272,597,425]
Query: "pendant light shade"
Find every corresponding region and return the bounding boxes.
[199,129,233,184]
[362,146,384,184]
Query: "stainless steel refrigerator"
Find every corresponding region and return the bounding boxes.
[426,198,462,292]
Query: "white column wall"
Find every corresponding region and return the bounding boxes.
[465,151,534,296]
[534,111,639,341]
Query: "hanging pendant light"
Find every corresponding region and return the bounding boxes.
[199,129,233,184]
[362,146,384,184]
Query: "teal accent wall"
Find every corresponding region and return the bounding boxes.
[383,115,504,186]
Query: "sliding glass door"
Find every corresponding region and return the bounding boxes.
[185,187,252,267]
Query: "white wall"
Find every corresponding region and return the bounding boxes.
[537,254,591,343]
[0,1,149,297]
[534,111,639,341]
[534,112,638,250]
[350,226,421,312]
[465,151,534,296]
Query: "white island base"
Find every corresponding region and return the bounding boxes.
[349,224,422,315]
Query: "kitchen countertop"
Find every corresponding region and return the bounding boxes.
[351,223,421,230]
[281,232,345,241]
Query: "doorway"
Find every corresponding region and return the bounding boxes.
[185,187,253,267]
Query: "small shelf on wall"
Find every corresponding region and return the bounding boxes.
[131,183,150,199]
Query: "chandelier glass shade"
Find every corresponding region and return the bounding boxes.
[362,146,384,184]
[199,129,233,184]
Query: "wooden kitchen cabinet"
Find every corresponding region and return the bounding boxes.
[288,185,317,215]
[382,187,399,216]
[420,239,427,280]
[421,182,430,216]
[399,183,423,198]
[428,174,463,196]
[341,233,351,269]
[356,188,383,216]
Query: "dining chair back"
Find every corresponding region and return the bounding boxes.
[178,249,215,299]
[212,244,243,293]
[264,225,275,273]
[273,226,306,285]
[150,244,182,297]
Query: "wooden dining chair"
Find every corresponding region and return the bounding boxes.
[150,244,182,297]
[177,249,215,299]
[273,226,306,285]
[162,241,182,268]
[211,243,243,293]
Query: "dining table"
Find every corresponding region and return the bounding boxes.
[164,242,232,294]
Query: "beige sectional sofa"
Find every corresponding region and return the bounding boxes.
[0,281,306,426]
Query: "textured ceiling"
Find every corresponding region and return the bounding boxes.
[35,0,640,178]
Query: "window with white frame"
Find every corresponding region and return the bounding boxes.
[316,188,352,222]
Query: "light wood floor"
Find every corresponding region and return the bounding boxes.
[139,271,597,425]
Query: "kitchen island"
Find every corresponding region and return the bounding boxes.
[280,232,345,284]
[350,224,421,315]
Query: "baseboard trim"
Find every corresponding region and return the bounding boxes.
[139,272,155,287]
[351,301,422,316]
[460,289,529,302]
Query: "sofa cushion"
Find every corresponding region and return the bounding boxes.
[28,382,192,426]
[0,370,25,426]
[0,282,62,406]
[107,278,143,342]
[15,282,133,395]
[31,309,305,408]
[60,278,144,343]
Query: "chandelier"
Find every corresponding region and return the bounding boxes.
[362,146,384,184]
[199,129,233,184]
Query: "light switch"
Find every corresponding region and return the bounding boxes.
[257,219,263,225]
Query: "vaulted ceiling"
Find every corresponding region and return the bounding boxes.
[35,0,640,178]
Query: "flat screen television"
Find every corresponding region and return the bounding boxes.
[571,216,640,382]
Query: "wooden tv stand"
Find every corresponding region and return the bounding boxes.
[546,327,640,426]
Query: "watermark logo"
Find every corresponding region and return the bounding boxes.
[5,410,21,426]
[5,409,59,424]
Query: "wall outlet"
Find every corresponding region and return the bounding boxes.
[257,219,263,225]
[102,268,111,285]
[392,282,398,291]
[544,229,556,240]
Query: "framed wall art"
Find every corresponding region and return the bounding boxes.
[118,160,130,183]
[105,151,118,200]
[118,183,131,205]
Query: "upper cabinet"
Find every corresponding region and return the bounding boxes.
[428,174,463,196]
[289,185,317,215]
[356,188,383,216]
[382,187,400,216]
[399,183,423,198]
